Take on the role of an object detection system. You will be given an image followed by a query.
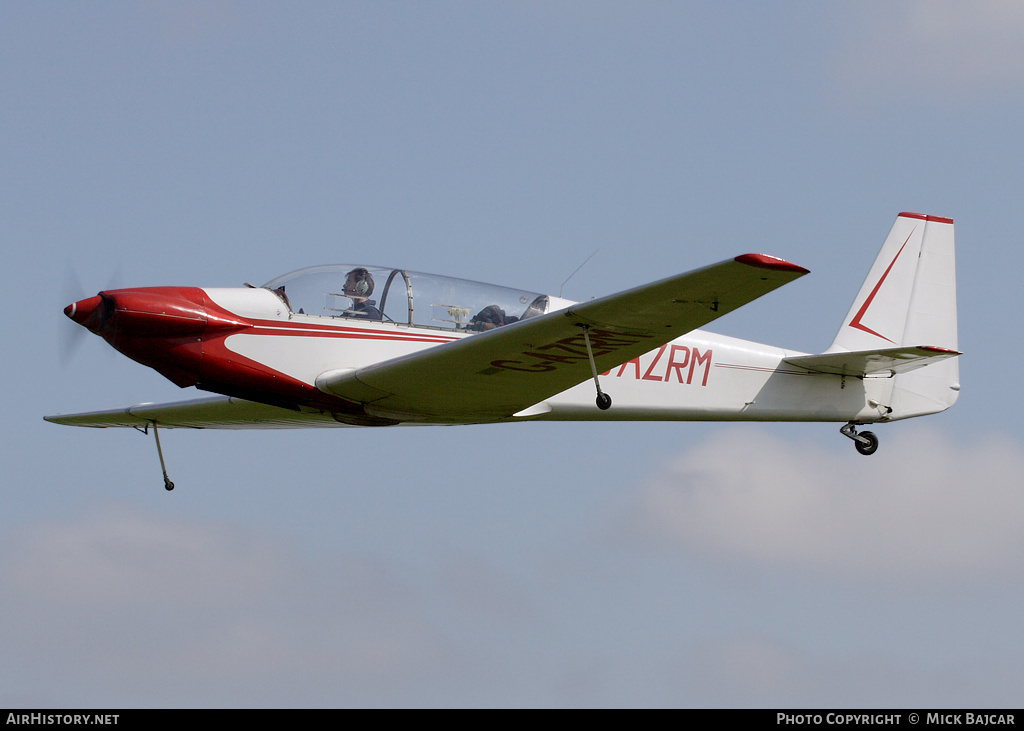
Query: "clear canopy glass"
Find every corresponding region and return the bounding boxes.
[262,265,552,331]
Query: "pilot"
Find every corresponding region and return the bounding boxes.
[342,267,382,320]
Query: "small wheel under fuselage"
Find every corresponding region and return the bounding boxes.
[854,431,878,456]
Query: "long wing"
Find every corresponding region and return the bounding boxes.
[44,396,344,429]
[317,254,809,422]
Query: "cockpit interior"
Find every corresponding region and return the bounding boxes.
[261,265,562,332]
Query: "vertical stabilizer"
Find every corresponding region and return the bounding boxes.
[828,212,959,419]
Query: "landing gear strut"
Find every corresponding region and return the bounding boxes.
[139,422,176,490]
[841,422,878,456]
[580,325,612,410]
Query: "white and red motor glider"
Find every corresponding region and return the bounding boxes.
[48,212,960,490]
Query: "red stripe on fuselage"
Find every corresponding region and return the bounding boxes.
[249,321,458,344]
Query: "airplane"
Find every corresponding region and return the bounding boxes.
[46,212,960,491]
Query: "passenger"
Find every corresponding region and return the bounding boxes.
[469,304,517,331]
[341,267,382,320]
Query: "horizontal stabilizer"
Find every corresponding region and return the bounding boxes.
[784,346,960,378]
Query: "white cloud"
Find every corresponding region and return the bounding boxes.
[623,427,1024,583]
[665,632,1022,707]
[3,505,286,610]
[834,0,1024,104]
[6,430,1023,706]
[0,506,453,706]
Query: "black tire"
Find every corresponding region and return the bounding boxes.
[596,392,612,410]
[855,431,878,456]
[164,479,175,491]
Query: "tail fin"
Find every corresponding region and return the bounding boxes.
[827,212,958,354]
[829,212,960,419]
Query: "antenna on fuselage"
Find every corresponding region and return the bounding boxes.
[559,250,599,299]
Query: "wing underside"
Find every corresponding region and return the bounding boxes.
[44,396,345,429]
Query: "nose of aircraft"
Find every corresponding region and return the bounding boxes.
[61,287,216,389]
[63,287,253,341]
[64,295,107,332]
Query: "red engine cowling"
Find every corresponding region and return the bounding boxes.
[65,287,250,387]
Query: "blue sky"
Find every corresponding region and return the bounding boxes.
[3,1,1024,707]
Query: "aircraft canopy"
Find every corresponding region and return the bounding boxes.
[262,265,564,331]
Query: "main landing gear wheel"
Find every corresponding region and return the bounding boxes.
[596,392,612,410]
[854,431,878,456]
[840,422,879,456]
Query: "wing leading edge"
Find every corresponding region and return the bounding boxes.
[317,254,809,422]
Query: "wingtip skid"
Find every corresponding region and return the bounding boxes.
[734,253,810,275]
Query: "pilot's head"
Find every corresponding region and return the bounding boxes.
[343,268,374,300]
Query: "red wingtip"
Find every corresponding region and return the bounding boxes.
[734,253,810,275]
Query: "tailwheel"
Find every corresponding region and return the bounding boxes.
[854,431,878,456]
[840,422,879,456]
